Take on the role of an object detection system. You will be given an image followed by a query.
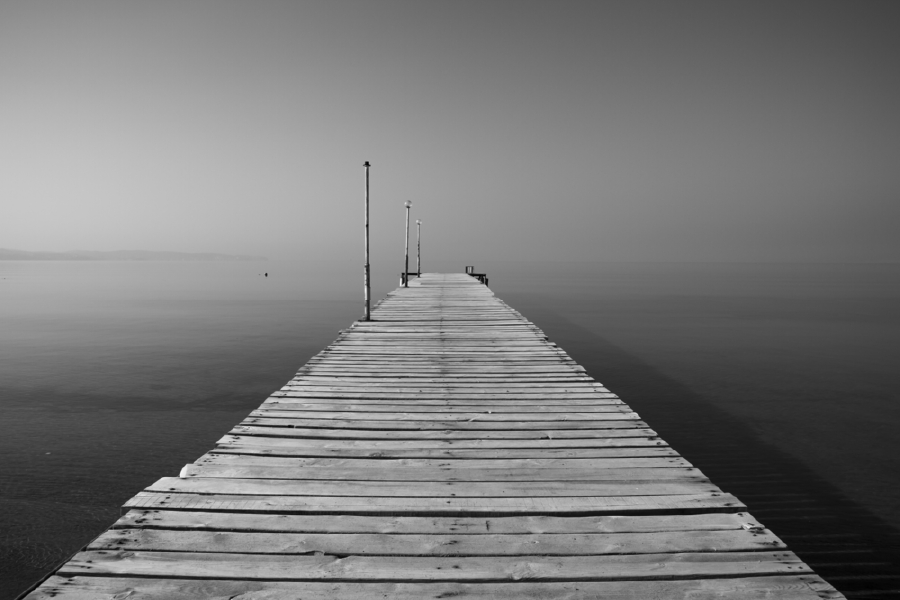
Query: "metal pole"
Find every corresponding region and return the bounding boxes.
[403,201,412,287]
[416,219,421,277]
[363,161,371,321]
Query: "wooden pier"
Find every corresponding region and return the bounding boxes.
[25,273,843,599]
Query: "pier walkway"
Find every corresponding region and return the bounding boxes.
[26,273,842,598]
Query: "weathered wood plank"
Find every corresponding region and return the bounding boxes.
[123,491,745,514]
[263,401,627,410]
[90,528,786,556]
[299,366,589,372]
[308,353,571,359]
[271,392,620,401]
[288,380,603,387]
[195,454,694,470]
[301,362,585,369]
[113,509,764,534]
[301,366,588,372]
[279,385,615,394]
[259,402,630,413]
[146,477,720,497]
[216,435,666,450]
[293,375,595,381]
[57,550,809,581]
[238,410,642,422]
[178,464,703,481]
[211,446,679,459]
[24,575,845,600]
[243,414,648,430]
[230,425,657,440]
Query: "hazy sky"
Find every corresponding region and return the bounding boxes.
[2,0,898,262]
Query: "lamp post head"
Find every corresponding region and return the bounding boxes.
[416,219,421,225]
[363,161,370,167]
[404,201,412,208]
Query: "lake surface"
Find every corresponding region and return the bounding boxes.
[2,260,899,598]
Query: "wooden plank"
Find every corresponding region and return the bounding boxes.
[113,509,764,534]
[311,358,575,363]
[211,446,678,459]
[346,328,547,333]
[90,528,786,556]
[243,415,649,430]
[288,380,604,387]
[263,401,626,410]
[319,351,571,357]
[260,402,630,412]
[339,334,550,339]
[289,378,604,384]
[271,392,620,401]
[123,491,745,514]
[145,477,720,497]
[292,375,596,381]
[280,385,615,393]
[319,341,565,346]
[215,435,665,450]
[179,464,706,481]
[304,358,576,362]
[293,378,599,384]
[272,391,620,400]
[312,365,587,371]
[58,550,808,581]
[299,365,588,371]
[230,425,657,439]
[195,454,694,470]
[304,361,581,366]
[24,575,846,599]
[265,397,625,406]
[317,352,567,357]
[333,340,560,346]
[361,319,539,323]
[237,410,641,422]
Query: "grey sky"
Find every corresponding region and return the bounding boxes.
[2,0,898,262]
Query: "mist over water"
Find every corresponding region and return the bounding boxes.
[2,260,899,597]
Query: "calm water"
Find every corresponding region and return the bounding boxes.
[2,260,899,598]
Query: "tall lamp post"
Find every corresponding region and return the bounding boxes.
[363,161,371,321]
[416,219,422,277]
[403,201,412,287]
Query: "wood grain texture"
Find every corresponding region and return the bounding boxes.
[59,550,811,581]
[112,510,765,534]
[27,575,844,599]
[89,528,786,556]
[122,491,746,515]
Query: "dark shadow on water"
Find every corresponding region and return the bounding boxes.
[522,304,900,600]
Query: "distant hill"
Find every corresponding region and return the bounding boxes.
[0,248,267,261]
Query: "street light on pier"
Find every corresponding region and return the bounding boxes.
[363,161,371,321]
[416,219,422,277]
[403,201,412,287]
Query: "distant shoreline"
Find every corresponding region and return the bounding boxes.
[0,248,267,261]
